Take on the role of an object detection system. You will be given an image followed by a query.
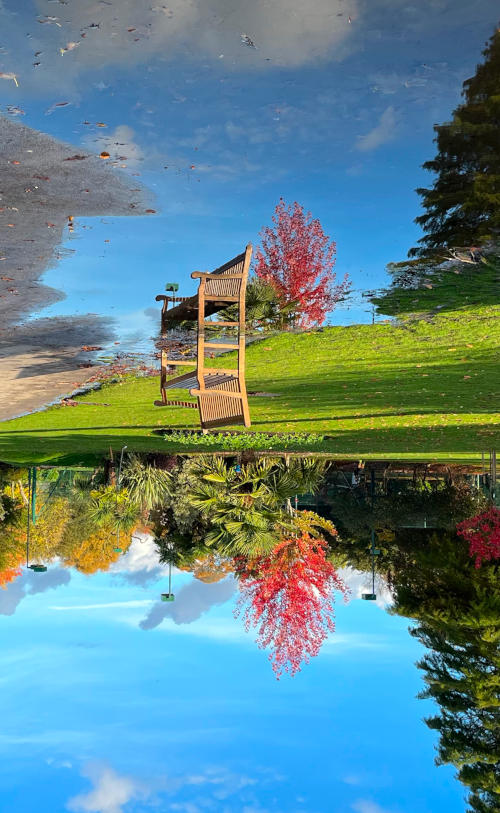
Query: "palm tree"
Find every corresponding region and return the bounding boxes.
[86,486,142,534]
[184,456,329,557]
[119,453,173,512]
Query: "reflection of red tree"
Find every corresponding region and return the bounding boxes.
[235,534,348,678]
[456,507,500,568]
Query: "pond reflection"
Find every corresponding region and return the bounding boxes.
[0,454,498,810]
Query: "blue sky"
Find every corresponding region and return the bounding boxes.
[0,537,465,813]
[0,0,498,346]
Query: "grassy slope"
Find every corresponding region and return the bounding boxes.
[1,305,499,464]
[372,256,500,316]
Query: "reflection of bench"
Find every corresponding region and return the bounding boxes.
[154,244,252,429]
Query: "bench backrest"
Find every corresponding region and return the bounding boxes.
[204,249,249,299]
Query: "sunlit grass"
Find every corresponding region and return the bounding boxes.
[1,305,499,464]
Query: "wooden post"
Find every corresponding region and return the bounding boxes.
[238,244,252,427]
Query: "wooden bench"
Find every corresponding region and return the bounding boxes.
[154,244,252,429]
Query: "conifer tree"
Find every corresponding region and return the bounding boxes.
[410,29,500,257]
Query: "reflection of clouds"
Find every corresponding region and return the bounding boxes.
[199,0,357,67]
[338,567,392,609]
[352,800,395,813]
[139,576,236,630]
[1,0,356,94]
[0,567,70,616]
[67,763,145,813]
[67,762,266,813]
[83,125,143,168]
[110,534,167,587]
[356,106,396,152]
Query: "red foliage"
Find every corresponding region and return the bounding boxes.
[235,534,349,678]
[0,566,22,589]
[254,198,350,328]
[456,507,500,568]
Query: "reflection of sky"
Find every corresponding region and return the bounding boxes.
[0,0,498,345]
[0,538,464,812]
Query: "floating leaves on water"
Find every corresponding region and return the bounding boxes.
[241,33,256,48]
[0,72,19,86]
[37,15,62,26]
[46,101,70,114]
[60,41,80,55]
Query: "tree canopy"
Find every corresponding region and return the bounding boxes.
[410,29,500,258]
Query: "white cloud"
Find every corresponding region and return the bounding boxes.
[352,800,395,813]
[67,764,146,813]
[140,577,236,630]
[50,601,154,611]
[110,534,169,587]
[355,106,396,152]
[338,567,393,608]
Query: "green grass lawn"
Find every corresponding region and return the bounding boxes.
[372,256,500,316]
[1,305,499,465]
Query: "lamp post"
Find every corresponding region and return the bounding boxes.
[362,530,380,601]
[161,540,175,602]
[117,445,127,490]
[114,446,128,551]
[25,468,47,573]
[362,471,380,600]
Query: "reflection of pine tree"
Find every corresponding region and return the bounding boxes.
[391,533,500,813]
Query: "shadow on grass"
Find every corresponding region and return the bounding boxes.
[0,423,497,466]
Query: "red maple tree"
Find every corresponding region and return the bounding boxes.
[254,198,350,328]
[456,507,500,568]
[235,534,348,678]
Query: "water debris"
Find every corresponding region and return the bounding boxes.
[60,41,80,55]
[99,151,111,159]
[37,15,62,26]
[64,154,87,161]
[5,105,24,115]
[0,72,19,87]
[45,101,71,115]
[151,5,174,16]
[241,33,256,48]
